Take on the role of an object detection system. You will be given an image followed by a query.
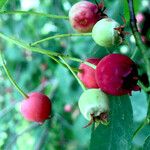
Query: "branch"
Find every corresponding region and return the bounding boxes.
[127,0,150,84]
[0,10,69,19]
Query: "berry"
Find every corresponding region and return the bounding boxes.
[78,89,109,127]
[20,92,51,123]
[92,18,123,47]
[69,1,107,33]
[95,54,141,96]
[64,104,72,112]
[78,58,101,88]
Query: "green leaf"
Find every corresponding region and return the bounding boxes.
[90,95,133,150]
[0,0,8,9]
[143,136,150,150]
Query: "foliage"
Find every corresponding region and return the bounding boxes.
[0,0,150,149]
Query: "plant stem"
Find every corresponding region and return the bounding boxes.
[127,0,150,84]
[0,10,69,19]
[31,33,92,46]
[138,81,150,92]
[132,118,149,140]
[59,56,87,91]
[0,32,96,69]
[0,51,28,98]
[48,55,80,73]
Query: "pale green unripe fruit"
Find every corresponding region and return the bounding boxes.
[78,89,109,121]
[92,18,122,47]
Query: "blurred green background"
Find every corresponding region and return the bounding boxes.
[0,0,150,149]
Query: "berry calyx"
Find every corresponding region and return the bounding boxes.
[78,58,101,88]
[69,1,107,33]
[20,92,52,123]
[78,89,109,127]
[95,54,141,96]
[92,18,124,47]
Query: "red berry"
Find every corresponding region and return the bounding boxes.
[20,92,51,123]
[78,58,101,88]
[69,1,107,33]
[95,54,140,96]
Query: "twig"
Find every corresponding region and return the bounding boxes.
[127,0,150,84]
[0,10,69,19]
[31,33,92,46]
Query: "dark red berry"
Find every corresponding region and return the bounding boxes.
[69,1,107,33]
[20,92,51,123]
[78,58,101,88]
[95,54,140,96]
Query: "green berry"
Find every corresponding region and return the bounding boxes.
[92,18,123,47]
[78,89,109,123]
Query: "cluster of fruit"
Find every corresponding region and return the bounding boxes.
[13,1,141,126]
[69,1,141,126]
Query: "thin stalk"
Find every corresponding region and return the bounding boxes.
[0,32,96,69]
[59,56,87,91]
[127,0,150,84]
[48,55,80,73]
[31,33,92,46]
[0,51,28,98]
[138,81,150,92]
[132,118,149,140]
[0,10,69,19]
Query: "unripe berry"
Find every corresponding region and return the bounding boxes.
[92,18,123,47]
[20,92,51,123]
[78,89,109,126]
[78,58,101,88]
[69,1,107,33]
[95,54,140,96]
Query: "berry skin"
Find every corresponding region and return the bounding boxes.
[95,54,141,96]
[78,89,109,127]
[20,92,51,123]
[69,1,107,33]
[78,58,101,88]
[92,18,123,47]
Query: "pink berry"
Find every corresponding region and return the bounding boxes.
[95,54,140,96]
[136,13,145,23]
[69,1,107,33]
[78,58,101,88]
[64,104,72,112]
[20,92,51,123]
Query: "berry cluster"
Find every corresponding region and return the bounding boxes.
[69,1,141,126]
[2,1,141,126]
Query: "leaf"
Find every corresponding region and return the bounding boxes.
[130,90,147,122]
[0,0,8,9]
[90,95,133,150]
[143,136,150,150]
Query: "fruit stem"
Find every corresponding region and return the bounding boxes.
[59,56,87,92]
[31,33,92,46]
[0,51,29,99]
[48,55,80,73]
[0,32,96,69]
[138,81,150,92]
[0,10,69,20]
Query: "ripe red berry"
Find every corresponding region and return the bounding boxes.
[20,92,51,123]
[69,1,107,33]
[95,54,140,96]
[78,58,101,88]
